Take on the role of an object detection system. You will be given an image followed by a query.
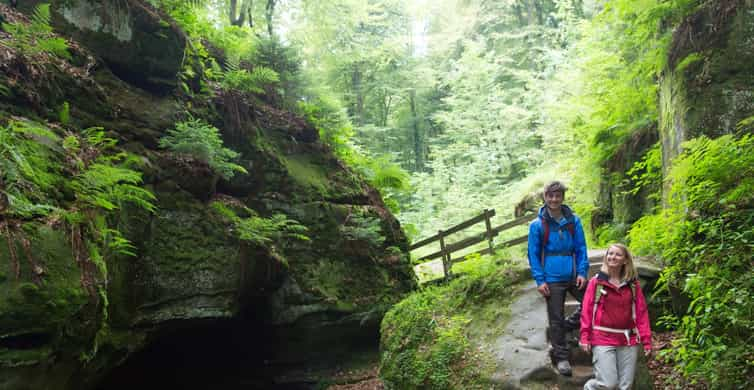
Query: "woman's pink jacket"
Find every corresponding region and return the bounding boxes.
[579,272,652,351]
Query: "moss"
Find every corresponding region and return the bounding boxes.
[0,222,94,374]
[129,190,245,321]
[280,154,330,196]
[379,257,527,389]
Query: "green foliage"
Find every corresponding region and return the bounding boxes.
[1,118,155,292]
[221,64,280,95]
[251,36,303,107]
[359,156,411,213]
[159,118,247,179]
[58,102,70,125]
[675,52,703,73]
[0,119,62,218]
[367,157,410,192]
[62,127,156,258]
[625,142,662,198]
[594,222,630,247]
[380,260,526,389]
[298,96,355,160]
[210,201,309,248]
[2,3,71,60]
[629,134,754,387]
[340,214,385,247]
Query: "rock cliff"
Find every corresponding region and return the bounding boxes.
[0,2,416,389]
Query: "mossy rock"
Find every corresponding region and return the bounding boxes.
[17,0,185,94]
[662,1,754,169]
[0,223,97,388]
[380,260,528,389]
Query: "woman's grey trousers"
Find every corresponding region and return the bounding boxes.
[584,345,640,390]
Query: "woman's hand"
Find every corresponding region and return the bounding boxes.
[579,343,591,353]
[644,348,652,358]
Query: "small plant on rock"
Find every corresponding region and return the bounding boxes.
[159,117,247,179]
[221,56,279,95]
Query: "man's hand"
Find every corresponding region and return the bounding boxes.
[579,343,591,353]
[576,275,586,290]
[537,282,550,297]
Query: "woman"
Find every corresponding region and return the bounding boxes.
[579,243,652,390]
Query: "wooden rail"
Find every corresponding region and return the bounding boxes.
[410,209,533,279]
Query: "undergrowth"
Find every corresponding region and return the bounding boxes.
[629,133,754,388]
[380,256,528,389]
[1,3,71,60]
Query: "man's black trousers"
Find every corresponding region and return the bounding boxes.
[546,281,584,362]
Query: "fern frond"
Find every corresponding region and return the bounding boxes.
[250,66,279,84]
[37,37,72,60]
[225,56,241,72]
[10,119,61,142]
[159,118,247,179]
[31,4,52,27]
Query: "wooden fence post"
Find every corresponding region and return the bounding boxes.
[484,209,494,254]
[438,230,449,279]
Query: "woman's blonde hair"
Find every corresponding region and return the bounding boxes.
[600,243,638,281]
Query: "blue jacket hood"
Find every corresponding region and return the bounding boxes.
[537,204,576,222]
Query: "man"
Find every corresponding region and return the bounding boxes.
[527,181,588,376]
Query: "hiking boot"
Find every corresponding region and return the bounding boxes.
[556,360,572,376]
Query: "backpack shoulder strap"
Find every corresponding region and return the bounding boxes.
[591,280,605,326]
[630,280,637,323]
[539,216,549,266]
[541,216,550,245]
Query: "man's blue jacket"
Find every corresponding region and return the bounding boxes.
[527,205,588,286]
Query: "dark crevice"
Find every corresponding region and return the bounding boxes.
[96,316,279,390]
[95,306,382,389]
[0,332,52,349]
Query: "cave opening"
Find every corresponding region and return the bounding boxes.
[94,311,382,390]
[95,316,281,390]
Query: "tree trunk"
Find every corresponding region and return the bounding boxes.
[410,89,423,171]
[230,0,253,27]
[351,66,364,126]
[265,0,276,37]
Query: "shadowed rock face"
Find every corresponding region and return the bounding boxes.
[17,0,186,94]
[0,3,416,389]
[661,0,754,173]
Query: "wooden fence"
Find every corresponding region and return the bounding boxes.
[409,209,533,279]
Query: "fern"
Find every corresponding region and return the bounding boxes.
[0,120,62,218]
[225,55,242,73]
[2,3,72,60]
[210,201,309,247]
[236,213,310,246]
[340,215,386,247]
[159,118,247,179]
[69,163,156,212]
[368,159,410,191]
[249,66,279,85]
[221,65,279,94]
